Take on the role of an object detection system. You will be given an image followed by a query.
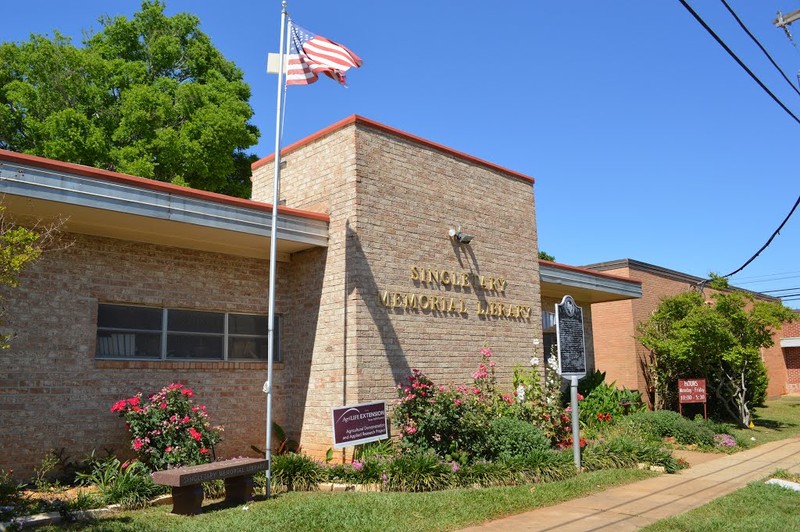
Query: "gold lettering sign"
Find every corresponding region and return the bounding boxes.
[378,264,530,321]
[410,266,507,294]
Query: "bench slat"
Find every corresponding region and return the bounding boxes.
[151,457,268,487]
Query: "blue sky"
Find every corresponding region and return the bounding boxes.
[6,1,800,307]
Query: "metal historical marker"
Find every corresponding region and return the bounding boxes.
[556,295,586,377]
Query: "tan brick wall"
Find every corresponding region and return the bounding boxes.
[3,118,543,476]
[251,120,541,458]
[0,233,309,478]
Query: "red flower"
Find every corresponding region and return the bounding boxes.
[577,393,584,401]
[111,399,127,413]
[189,427,203,441]
[159,402,167,409]
[200,447,210,455]
[127,396,140,407]
[165,446,173,453]
[604,413,612,421]
[181,389,194,398]
[133,438,144,451]
[597,413,605,421]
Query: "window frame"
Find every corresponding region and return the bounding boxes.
[96,303,280,362]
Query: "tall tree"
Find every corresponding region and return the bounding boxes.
[637,280,794,427]
[0,1,258,198]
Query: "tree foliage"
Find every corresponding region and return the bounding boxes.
[0,207,64,348]
[0,0,258,197]
[538,250,555,262]
[637,286,794,427]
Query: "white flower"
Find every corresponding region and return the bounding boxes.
[516,384,526,403]
[530,357,540,367]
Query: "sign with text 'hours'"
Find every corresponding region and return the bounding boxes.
[678,379,707,404]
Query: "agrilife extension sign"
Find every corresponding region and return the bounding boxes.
[331,401,389,449]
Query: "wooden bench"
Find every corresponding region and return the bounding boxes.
[151,457,268,515]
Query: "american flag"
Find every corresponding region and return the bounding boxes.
[286,22,362,86]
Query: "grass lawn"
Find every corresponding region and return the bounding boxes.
[643,472,800,532]
[642,396,800,532]
[42,469,655,531]
[729,395,800,448]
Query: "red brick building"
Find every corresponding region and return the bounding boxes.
[585,259,797,402]
[0,116,640,478]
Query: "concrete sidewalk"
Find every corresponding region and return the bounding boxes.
[460,436,800,531]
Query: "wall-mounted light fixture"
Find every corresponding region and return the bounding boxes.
[448,227,474,244]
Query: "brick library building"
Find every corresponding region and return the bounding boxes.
[10,114,752,479]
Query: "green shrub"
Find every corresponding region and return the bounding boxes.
[202,479,226,499]
[353,439,396,461]
[583,435,684,473]
[0,468,22,505]
[111,383,223,471]
[578,380,646,428]
[271,452,323,492]
[485,417,550,460]
[325,456,388,484]
[511,361,572,447]
[622,410,716,446]
[452,461,513,487]
[503,450,577,483]
[385,451,452,492]
[76,456,166,509]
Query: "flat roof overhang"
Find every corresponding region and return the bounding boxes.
[0,152,328,261]
[540,261,642,303]
[780,338,800,348]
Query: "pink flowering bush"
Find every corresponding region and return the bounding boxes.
[394,351,499,464]
[111,383,223,470]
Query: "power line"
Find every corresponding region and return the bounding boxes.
[678,0,800,281]
[761,286,800,293]
[677,0,800,126]
[720,0,800,98]
[730,269,800,281]
[723,194,800,278]
[733,274,800,285]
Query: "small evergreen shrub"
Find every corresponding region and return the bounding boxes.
[485,417,550,461]
[385,451,452,492]
[622,410,716,447]
[504,449,576,483]
[452,461,513,488]
[271,452,323,492]
[76,456,166,509]
[583,435,683,473]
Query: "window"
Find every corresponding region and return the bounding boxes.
[542,310,557,363]
[96,304,280,362]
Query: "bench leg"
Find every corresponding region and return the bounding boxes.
[171,485,204,515]
[224,475,254,505]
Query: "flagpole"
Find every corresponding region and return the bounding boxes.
[265,0,288,500]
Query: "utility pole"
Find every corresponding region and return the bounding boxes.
[775,9,800,40]
[775,9,800,28]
